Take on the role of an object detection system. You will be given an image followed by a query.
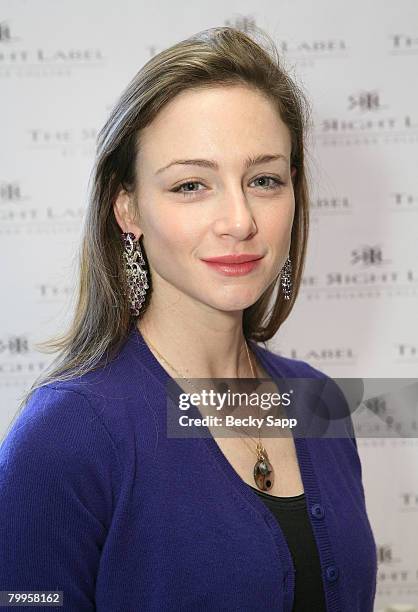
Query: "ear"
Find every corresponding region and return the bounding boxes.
[291,166,297,181]
[113,187,143,239]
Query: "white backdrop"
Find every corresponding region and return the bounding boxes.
[1,1,417,610]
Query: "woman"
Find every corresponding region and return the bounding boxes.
[0,26,377,611]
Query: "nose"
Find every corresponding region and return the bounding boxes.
[212,188,257,240]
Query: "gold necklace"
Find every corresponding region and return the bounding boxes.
[139,327,275,492]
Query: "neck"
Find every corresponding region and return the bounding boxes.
[136,297,259,380]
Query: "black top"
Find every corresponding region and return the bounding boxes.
[248,486,327,611]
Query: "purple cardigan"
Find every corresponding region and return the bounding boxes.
[0,323,377,611]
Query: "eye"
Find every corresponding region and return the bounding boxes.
[249,175,284,190]
[171,181,205,198]
[170,175,285,200]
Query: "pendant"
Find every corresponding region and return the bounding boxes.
[253,443,275,492]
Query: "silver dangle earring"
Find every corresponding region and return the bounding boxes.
[280,256,292,300]
[121,231,149,316]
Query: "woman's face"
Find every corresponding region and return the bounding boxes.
[115,84,296,313]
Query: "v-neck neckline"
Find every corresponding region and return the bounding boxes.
[128,321,314,505]
[127,322,324,602]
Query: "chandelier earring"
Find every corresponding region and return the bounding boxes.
[121,231,149,316]
[280,256,292,300]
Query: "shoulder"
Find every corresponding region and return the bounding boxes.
[7,382,108,435]
[254,343,359,445]
[14,332,153,442]
[1,383,121,485]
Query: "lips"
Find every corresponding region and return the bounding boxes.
[201,255,264,277]
[201,254,264,264]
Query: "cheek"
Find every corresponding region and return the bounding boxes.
[257,198,294,236]
[143,207,200,259]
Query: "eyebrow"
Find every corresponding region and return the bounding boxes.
[155,153,289,175]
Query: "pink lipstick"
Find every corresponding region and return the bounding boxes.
[201,253,264,276]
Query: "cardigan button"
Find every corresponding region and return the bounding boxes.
[310,503,325,519]
[325,565,339,582]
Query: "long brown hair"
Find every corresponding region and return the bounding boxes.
[15,24,312,415]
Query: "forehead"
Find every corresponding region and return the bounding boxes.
[137,85,292,170]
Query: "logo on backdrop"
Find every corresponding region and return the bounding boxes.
[148,15,348,67]
[37,284,72,300]
[311,192,418,216]
[27,127,97,147]
[348,90,388,113]
[376,542,418,598]
[224,15,348,65]
[310,195,351,214]
[311,192,418,215]
[0,181,27,204]
[21,127,98,157]
[0,20,19,43]
[0,180,85,235]
[0,335,29,355]
[0,21,105,76]
[400,491,418,511]
[0,333,47,382]
[317,90,418,145]
[300,246,417,299]
[377,544,401,565]
[395,343,418,363]
[350,245,391,267]
[390,191,418,212]
[286,347,356,365]
[389,33,418,53]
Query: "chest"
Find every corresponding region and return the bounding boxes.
[212,433,304,496]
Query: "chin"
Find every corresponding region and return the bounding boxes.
[211,293,261,312]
